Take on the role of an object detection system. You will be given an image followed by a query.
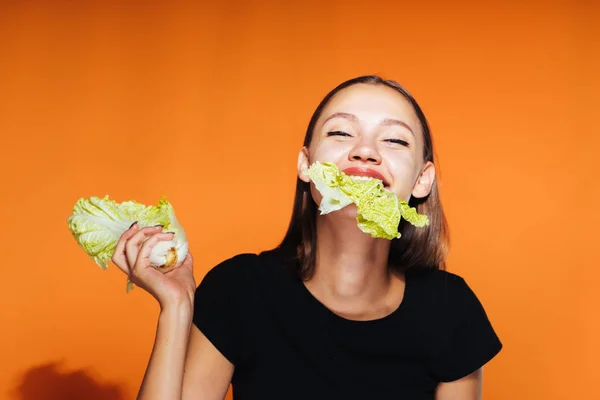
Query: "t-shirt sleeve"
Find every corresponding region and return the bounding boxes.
[192,255,248,365]
[430,276,503,382]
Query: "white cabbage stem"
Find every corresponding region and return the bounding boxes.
[148,237,188,270]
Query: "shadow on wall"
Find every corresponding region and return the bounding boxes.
[11,361,126,400]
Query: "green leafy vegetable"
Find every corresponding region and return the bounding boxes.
[66,195,188,291]
[306,161,429,239]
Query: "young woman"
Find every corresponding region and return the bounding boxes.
[112,76,502,400]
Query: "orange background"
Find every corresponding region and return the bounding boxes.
[1,1,598,399]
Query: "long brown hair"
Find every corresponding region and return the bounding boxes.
[264,75,450,280]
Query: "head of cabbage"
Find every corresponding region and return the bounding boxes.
[66,196,188,292]
[305,161,429,239]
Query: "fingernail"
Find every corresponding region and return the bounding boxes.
[154,224,164,228]
[129,221,138,229]
[166,231,175,234]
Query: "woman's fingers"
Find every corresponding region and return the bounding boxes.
[128,232,175,293]
[111,222,140,274]
[125,226,164,269]
[136,232,176,268]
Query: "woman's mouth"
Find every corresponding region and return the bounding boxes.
[342,167,390,188]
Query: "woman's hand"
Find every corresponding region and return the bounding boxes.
[111,223,196,313]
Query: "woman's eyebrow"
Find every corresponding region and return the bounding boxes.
[323,112,358,124]
[380,118,414,137]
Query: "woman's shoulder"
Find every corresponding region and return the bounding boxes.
[406,267,485,313]
[407,268,503,381]
[408,267,468,294]
[205,252,260,274]
[198,249,293,290]
[193,249,299,330]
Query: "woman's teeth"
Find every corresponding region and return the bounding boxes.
[349,175,390,188]
[351,176,378,181]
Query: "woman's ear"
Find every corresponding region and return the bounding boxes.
[412,161,436,198]
[297,147,310,183]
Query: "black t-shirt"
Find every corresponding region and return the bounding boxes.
[193,251,502,399]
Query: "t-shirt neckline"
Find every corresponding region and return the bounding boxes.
[297,269,411,325]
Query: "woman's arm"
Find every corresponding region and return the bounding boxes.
[435,368,483,400]
[136,305,193,400]
[111,225,233,399]
[182,325,234,400]
[136,305,234,400]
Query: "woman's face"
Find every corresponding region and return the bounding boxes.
[298,83,435,209]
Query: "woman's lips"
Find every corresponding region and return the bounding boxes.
[342,167,389,186]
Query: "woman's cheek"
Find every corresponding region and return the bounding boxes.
[311,143,351,165]
[309,184,322,208]
[391,174,416,202]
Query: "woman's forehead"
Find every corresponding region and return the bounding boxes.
[319,84,419,125]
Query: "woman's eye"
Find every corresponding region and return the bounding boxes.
[385,139,410,147]
[327,131,352,137]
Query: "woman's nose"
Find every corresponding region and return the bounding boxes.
[348,141,381,164]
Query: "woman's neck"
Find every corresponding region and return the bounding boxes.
[305,211,405,320]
